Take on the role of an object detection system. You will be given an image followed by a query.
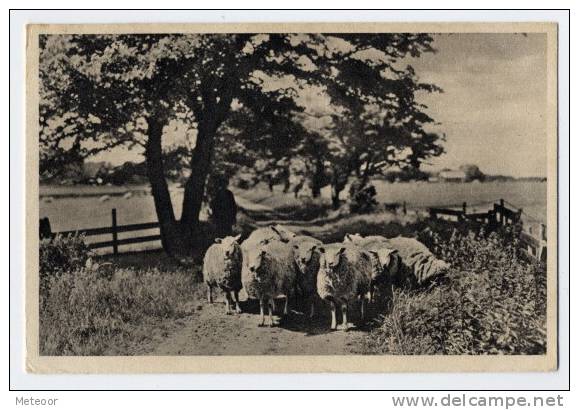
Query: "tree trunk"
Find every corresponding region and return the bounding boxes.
[311,159,325,198]
[145,117,184,256]
[330,167,349,210]
[180,119,218,243]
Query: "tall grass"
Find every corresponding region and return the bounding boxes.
[366,226,547,355]
[39,236,201,355]
[40,265,200,355]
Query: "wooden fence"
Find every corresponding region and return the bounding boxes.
[429,199,547,262]
[41,199,546,261]
[39,208,161,255]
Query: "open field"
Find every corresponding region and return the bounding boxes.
[40,180,547,233]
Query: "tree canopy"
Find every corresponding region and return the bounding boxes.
[40,32,444,255]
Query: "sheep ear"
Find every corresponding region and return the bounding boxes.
[270,225,281,236]
[214,238,223,243]
[233,234,242,242]
[338,247,346,254]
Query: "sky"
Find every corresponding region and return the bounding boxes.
[410,33,547,177]
[91,33,548,178]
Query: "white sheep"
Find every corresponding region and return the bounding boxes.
[343,234,400,302]
[202,234,243,314]
[345,234,448,286]
[242,238,297,327]
[383,236,449,286]
[241,224,296,257]
[290,235,323,317]
[343,233,387,244]
[316,243,373,331]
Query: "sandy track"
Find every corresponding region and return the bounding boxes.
[149,297,372,356]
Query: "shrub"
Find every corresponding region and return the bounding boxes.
[40,264,200,355]
[39,234,91,306]
[366,226,547,355]
[39,234,91,276]
[348,183,378,214]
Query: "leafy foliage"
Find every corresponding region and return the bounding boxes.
[39,234,92,306]
[366,226,547,355]
[348,182,379,214]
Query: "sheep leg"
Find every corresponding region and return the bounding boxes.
[283,296,289,316]
[233,291,242,313]
[258,299,266,327]
[224,291,233,315]
[268,298,275,327]
[360,296,367,322]
[338,303,349,331]
[329,300,337,330]
[207,284,213,304]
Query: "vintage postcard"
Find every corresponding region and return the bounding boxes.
[26,22,558,373]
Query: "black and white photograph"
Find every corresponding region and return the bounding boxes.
[26,22,558,372]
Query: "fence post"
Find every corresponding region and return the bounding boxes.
[487,210,494,226]
[111,208,118,256]
[39,217,52,239]
[499,199,505,225]
[403,201,407,215]
[462,202,467,218]
[540,223,546,241]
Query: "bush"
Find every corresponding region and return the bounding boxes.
[39,264,200,355]
[39,234,91,306]
[348,182,378,214]
[366,226,547,355]
[39,234,91,276]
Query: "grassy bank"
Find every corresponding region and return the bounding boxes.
[40,247,203,356]
[364,227,547,355]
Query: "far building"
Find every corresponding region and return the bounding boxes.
[438,169,467,182]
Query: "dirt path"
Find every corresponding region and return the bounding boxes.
[148,296,371,356]
[144,192,374,356]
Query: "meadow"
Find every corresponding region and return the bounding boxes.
[40,180,547,231]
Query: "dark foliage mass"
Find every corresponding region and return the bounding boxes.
[40,33,444,256]
[367,225,547,355]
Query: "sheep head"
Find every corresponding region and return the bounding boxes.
[245,247,269,278]
[293,241,321,273]
[369,248,400,276]
[319,246,347,272]
[215,234,242,259]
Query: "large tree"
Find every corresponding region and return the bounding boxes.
[40,32,441,255]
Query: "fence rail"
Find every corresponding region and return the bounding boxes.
[39,208,161,255]
[41,199,547,261]
[429,199,546,262]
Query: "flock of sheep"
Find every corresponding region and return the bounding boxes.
[202,225,449,330]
